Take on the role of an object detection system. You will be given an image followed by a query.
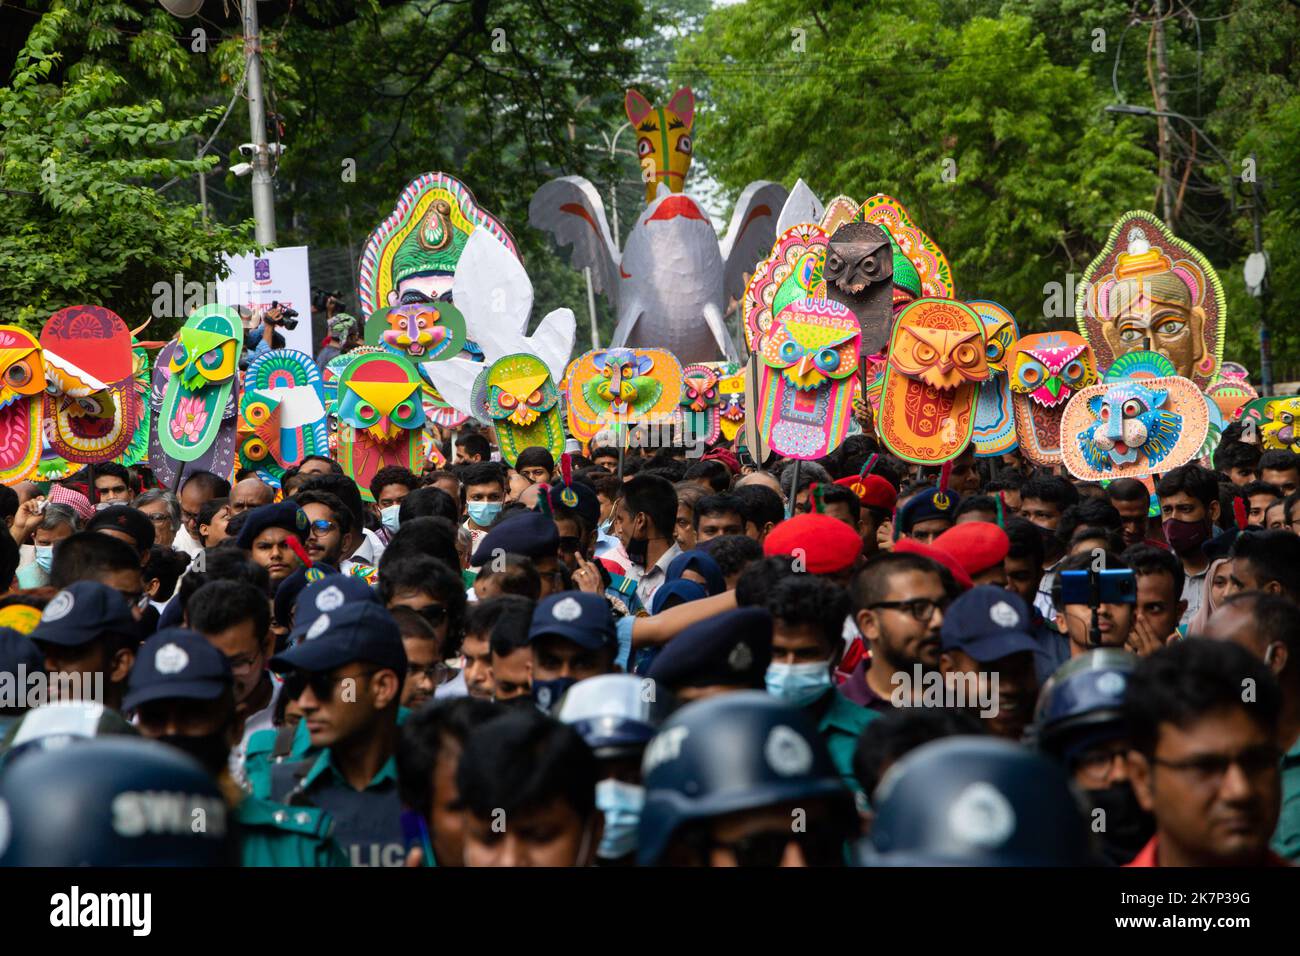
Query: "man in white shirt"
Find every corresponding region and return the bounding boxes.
[613,474,682,612]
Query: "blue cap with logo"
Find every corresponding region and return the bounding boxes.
[939,586,1039,663]
[270,601,407,678]
[289,572,380,641]
[235,500,310,550]
[528,591,615,651]
[471,511,560,566]
[273,563,338,630]
[645,607,772,691]
[123,628,233,712]
[28,580,138,649]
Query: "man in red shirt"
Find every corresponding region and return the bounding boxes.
[1123,638,1287,866]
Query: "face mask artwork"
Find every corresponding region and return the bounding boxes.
[238,349,329,489]
[1007,331,1099,466]
[335,353,426,503]
[765,660,833,708]
[564,347,683,445]
[968,300,1020,458]
[1062,376,1206,482]
[0,326,47,484]
[595,779,646,860]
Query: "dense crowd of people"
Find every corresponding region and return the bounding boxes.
[0,419,1295,868]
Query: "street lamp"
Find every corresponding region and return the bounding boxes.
[1104,103,1271,395]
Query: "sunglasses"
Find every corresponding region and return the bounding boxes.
[308,519,338,536]
[291,668,379,701]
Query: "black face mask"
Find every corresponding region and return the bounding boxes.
[1083,783,1155,865]
[626,533,650,568]
[159,731,232,779]
[558,536,583,560]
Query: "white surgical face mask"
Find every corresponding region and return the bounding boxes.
[764,660,833,708]
[380,504,401,533]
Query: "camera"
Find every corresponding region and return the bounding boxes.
[312,288,344,313]
[267,300,299,330]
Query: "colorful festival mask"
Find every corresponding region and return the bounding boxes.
[878,299,988,464]
[743,223,830,352]
[359,172,519,316]
[41,306,138,464]
[822,221,895,359]
[473,353,565,464]
[1062,377,1207,481]
[147,339,238,487]
[0,326,46,484]
[1261,397,1300,454]
[756,298,860,460]
[625,87,695,204]
[1077,210,1224,388]
[157,305,242,466]
[564,347,683,443]
[364,302,467,363]
[114,341,152,468]
[717,368,747,443]
[336,353,425,502]
[1205,362,1258,422]
[968,300,1020,458]
[859,194,955,314]
[1007,331,1099,466]
[679,363,724,445]
[238,350,329,486]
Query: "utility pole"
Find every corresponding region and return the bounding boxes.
[196,136,208,221]
[243,0,276,246]
[1153,0,1175,224]
[1243,154,1272,396]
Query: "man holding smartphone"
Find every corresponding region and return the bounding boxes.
[1051,551,1135,657]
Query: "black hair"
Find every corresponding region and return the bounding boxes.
[698,533,763,580]
[48,532,141,590]
[643,461,688,484]
[0,527,18,591]
[0,484,17,523]
[515,447,556,474]
[851,552,952,613]
[1056,498,1123,547]
[186,579,270,643]
[460,462,506,496]
[693,493,745,529]
[142,546,190,601]
[1228,529,1300,602]
[1212,592,1300,687]
[1002,517,1045,568]
[488,599,535,657]
[474,555,542,601]
[390,605,438,642]
[1258,450,1300,477]
[380,517,460,573]
[223,511,249,542]
[397,697,503,818]
[1019,475,1079,512]
[683,459,730,493]
[369,466,419,504]
[589,446,619,463]
[299,454,343,475]
[176,547,272,607]
[297,474,365,538]
[456,710,598,821]
[399,486,459,524]
[1121,544,1186,604]
[1068,525,1126,553]
[852,708,985,799]
[88,462,132,497]
[735,556,799,607]
[1283,491,1300,527]
[765,575,849,652]
[181,470,232,499]
[293,489,354,538]
[955,494,998,518]
[1214,440,1261,475]
[1155,464,1220,510]
[620,473,677,539]
[455,433,492,462]
[1123,638,1280,757]
[1242,480,1283,503]
[1105,477,1149,505]
[732,484,784,533]
[379,555,467,644]
[464,594,536,640]
[197,497,229,532]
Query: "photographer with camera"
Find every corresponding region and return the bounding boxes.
[240,301,299,369]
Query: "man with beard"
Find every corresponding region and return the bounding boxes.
[295,490,357,569]
[1035,649,1152,863]
[937,587,1040,741]
[1155,465,1220,628]
[845,552,955,713]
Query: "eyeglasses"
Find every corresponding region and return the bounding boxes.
[141,512,172,525]
[1075,745,1130,787]
[1152,745,1282,786]
[419,605,448,626]
[407,662,451,684]
[869,598,949,622]
[308,519,338,536]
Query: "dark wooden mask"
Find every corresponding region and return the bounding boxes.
[825,222,894,355]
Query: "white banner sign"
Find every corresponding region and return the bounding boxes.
[217,246,314,355]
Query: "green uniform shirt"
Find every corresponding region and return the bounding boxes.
[236,794,349,867]
[278,749,406,868]
[1271,734,1300,861]
[815,689,880,789]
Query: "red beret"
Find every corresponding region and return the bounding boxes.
[835,474,897,512]
[934,522,1010,578]
[894,539,974,590]
[701,447,741,475]
[763,513,864,574]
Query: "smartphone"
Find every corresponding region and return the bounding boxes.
[1056,569,1137,606]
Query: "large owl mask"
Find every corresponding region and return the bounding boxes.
[238,349,329,486]
[158,305,242,464]
[878,299,988,464]
[337,352,425,502]
[755,298,859,461]
[968,300,1019,458]
[469,353,564,465]
[0,326,46,484]
[1006,331,1098,465]
[1062,377,1206,480]
[41,305,138,464]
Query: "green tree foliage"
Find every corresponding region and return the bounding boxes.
[0,7,255,331]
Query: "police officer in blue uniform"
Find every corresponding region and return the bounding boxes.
[28,580,142,712]
[645,607,773,705]
[267,602,409,867]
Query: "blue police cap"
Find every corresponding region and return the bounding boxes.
[896,487,961,536]
[288,572,380,641]
[28,581,137,649]
[939,586,1039,663]
[471,511,559,566]
[235,500,310,550]
[528,592,615,651]
[650,579,708,615]
[270,602,407,678]
[123,628,233,712]
[547,480,600,528]
[645,607,772,691]
[272,563,339,629]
